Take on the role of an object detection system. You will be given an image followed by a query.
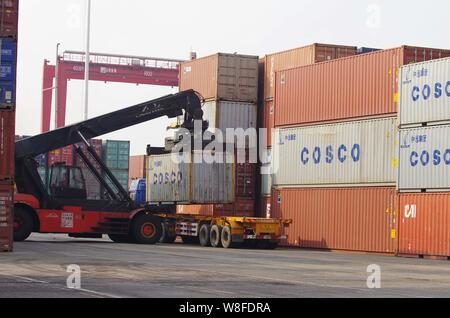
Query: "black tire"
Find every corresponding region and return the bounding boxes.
[199,224,211,247]
[130,214,162,244]
[13,206,34,242]
[210,225,223,248]
[221,225,236,249]
[160,223,177,244]
[181,235,199,245]
[108,234,133,244]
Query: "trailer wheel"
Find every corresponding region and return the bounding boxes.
[210,225,223,248]
[160,223,177,244]
[108,234,133,244]
[13,206,34,242]
[221,225,235,249]
[199,224,211,247]
[131,214,162,244]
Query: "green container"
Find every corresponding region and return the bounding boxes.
[103,140,130,170]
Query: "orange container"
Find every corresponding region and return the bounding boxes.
[398,193,450,258]
[129,155,146,186]
[264,43,357,100]
[271,187,398,253]
[274,46,450,127]
[176,197,255,217]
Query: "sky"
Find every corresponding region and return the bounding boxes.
[15,0,450,155]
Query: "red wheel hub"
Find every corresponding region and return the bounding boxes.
[141,223,155,238]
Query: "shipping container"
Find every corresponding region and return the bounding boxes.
[264,43,357,100]
[398,125,450,191]
[103,140,130,170]
[146,151,235,204]
[103,169,129,194]
[0,60,14,81]
[0,0,19,37]
[258,58,265,104]
[179,53,259,103]
[399,57,450,127]
[0,37,16,62]
[74,139,103,169]
[260,100,275,148]
[275,46,450,127]
[176,197,255,217]
[398,193,450,257]
[129,155,146,187]
[357,47,381,54]
[260,196,271,218]
[271,187,398,253]
[235,159,256,198]
[272,117,398,187]
[48,146,74,167]
[0,79,14,106]
[0,109,14,180]
[0,181,13,252]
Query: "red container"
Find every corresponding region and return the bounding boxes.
[48,145,74,167]
[177,197,255,217]
[129,155,146,186]
[0,0,19,37]
[398,193,450,258]
[264,43,357,100]
[0,181,13,252]
[274,46,450,127]
[0,110,15,181]
[271,187,398,253]
[235,161,256,198]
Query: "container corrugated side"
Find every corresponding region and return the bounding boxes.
[103,140,130,170]
[275,46,450,127]
[264,43,357,100]
[0,181,13,252]
[399,57,450,127]
[398,125,450,191]
[0,109,14,180]
[179,53,259,103]
[271,187,398,253]
[398,193,450,257]
[176,198,255,217]
[272,117,398,187]
[201,101,257,138]
[147,152,235,204]
[0,0,19,37]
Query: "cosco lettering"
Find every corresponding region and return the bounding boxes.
[412,81,450,102]
[410,149,450,167]
[300,144,360,165]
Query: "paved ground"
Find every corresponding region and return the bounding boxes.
[1,233,450,298]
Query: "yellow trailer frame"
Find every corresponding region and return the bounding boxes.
[156,213,292,249]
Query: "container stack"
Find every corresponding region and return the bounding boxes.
[175,53,259,216]
[102,140,130,195]
[258,44,357,217]
[0,0,18,252]
[74,139,103,200]
[270,46,450,253]
[397,57,450,258]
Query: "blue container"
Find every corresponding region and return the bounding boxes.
[130,178,146,206]
[0,38,17,62]
[0,62,15,81]
[357,47,382,55]
[0,80,14,105]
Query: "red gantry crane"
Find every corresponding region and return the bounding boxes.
[41,51,183,132]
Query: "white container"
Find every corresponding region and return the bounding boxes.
[146,152,235,204]
[399,57,450,127]
[398,125,450,191]
[272,117,398,187]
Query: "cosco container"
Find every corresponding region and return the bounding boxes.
[0,110,14,180]
[398,125,450,191]
[0,0,19,37]
[275,46,450,127]
[102,140,130,170]
[146,152,235,204]
[179,53,259,103]
[264,43,357,100]
[398,193,450,257]
[399,57,450,127]
[272,117,398,187]
[0,181,13,252]
[271,187,398,253]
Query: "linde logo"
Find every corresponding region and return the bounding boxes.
[404,205,417,219]
[153,171,183,185]
[300,144,361,165]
